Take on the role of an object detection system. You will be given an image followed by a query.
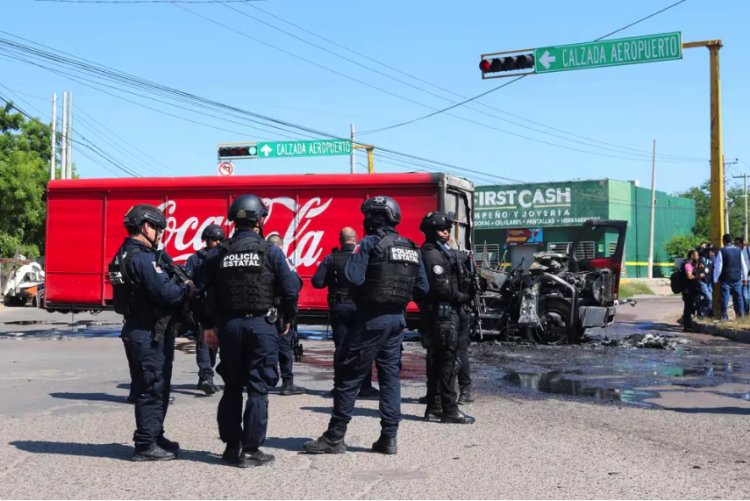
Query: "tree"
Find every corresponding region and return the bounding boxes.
[0,101,51,258]
[675,180,745,243]
[664,233,703,260]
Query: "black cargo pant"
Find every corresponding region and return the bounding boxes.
[196,336,216,380]
[216,315,279,452]
[277,329,294,385]
[455,308,472,395]
[121,324,175,451]
[331,302,374,390]
[326,307,404,440]
[425,304,460,415]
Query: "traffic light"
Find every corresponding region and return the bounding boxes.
[479,53,535,77]
[217,143,258,159]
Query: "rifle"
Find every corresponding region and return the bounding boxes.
[154,251,200,343]
[466,249,484,341]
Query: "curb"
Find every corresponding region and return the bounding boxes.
[694,320,750,344]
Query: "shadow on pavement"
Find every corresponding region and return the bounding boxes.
[300,406,422,422]
[10,441,134,461]
[663,406,750,415]
[10,440,222,464]
[49,392,127,404]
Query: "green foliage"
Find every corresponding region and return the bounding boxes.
[0,102,51,258]
[675,180,746,242]
[664,233,703,260]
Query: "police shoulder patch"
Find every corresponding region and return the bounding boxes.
[353,244,360,254]
[432,264,444,275]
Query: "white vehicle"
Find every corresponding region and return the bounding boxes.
[2,261,45,307]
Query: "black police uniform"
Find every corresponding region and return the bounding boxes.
[198,229,300,463]
[111,237,191,456]
[311,243,375,392]
[420,235,475,423]
[454,250,474,403]
[277,262,304,393]
[315,227,428,451]
[184,249,217,390]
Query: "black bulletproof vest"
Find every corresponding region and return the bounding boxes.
[108,247,144,316]
[720,245,742,282]
[356,233,420,308]
[329,248,354,304]
[216,236,275,315]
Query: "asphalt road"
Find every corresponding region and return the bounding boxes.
[1,299,750,499]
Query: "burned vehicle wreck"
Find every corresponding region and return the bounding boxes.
[476,220,628,344]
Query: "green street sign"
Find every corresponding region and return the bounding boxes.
[255,139,352,159]
[534,32,682,74]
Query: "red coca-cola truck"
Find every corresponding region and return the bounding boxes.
[43,172,475,323]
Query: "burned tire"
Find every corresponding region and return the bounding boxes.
[524,296,576,345]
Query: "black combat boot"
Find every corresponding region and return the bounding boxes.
[132,443,176,462]
[423,408,442,422]
[240,449,275,467]
[198,376,218,395]
[303,435,347,454]
[358,385,380,398]
[441,410,476,424]
[222,442,243,466]
[156,436,180,455]
[280,381,305,396]
[371,435,397,455]
[457,392,475,405]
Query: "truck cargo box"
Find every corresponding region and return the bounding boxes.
[44,172,474,323]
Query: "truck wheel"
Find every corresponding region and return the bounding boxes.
[524,296,574,345]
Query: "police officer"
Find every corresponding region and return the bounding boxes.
[311,227,379,397]
[418,211,475,424]
[196,195,300,468]
[266,234,306,396]
[304,196,429,455]
[109,204,195,461]
[184,224,225,395]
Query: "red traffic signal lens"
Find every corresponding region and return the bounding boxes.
[479,59,492,73]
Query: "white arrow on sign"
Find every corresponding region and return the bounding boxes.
[260,144,272,157]
[539,50,556,69]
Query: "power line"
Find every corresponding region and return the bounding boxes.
[175,5,700,164]
[243,2,701,162]
[360,0,690,134]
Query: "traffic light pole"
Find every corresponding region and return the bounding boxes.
[683,39,723,315]
[682,40,724,248]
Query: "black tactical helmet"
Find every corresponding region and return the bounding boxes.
[201,224,226,242]
[124,204,167,232]
[419,211,452,235]
[361,196,401,225]
[228,194,268,223]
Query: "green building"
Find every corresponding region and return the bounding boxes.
[473,179,696,278]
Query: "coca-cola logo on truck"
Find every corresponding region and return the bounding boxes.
[158,196,333,267]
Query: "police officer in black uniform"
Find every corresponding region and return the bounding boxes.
[109,204,195,461]
[304,196,429,455]
[419,211,475,424]
[184,224,225,395]
[266,234,306,396]
[196,195,300,468]
[311,227,379,397]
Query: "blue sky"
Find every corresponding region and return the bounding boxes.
[1,0,747,194]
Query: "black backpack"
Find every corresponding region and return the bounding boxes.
[669,261,687,294]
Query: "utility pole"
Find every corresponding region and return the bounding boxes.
[724,157,739,235]
[350,123,355,174]
[647,139,657,279]
[50,93,57,180]
[60,92,68,179]
[733,170,747,242]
